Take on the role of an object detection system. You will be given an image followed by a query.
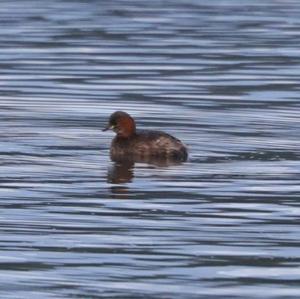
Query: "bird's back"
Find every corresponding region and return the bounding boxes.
[110,129,187,162]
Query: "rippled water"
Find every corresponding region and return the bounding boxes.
[1,0,300,298]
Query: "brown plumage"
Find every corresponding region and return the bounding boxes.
[103,111,188,162]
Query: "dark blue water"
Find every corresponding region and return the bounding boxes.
[1,0,300,298]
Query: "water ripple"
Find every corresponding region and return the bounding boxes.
[1,0,300,298]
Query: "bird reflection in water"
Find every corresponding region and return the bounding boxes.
[107,157,184,184]
[107,160,134,199]
[107,157,186,198]
[107,160,135,184]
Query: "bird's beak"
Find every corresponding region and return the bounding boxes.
[102,124,114,132]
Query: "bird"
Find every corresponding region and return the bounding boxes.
[103,111,188,163]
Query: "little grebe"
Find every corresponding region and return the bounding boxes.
[103,111,188,162]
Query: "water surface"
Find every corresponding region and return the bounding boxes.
[1,0,300,298]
